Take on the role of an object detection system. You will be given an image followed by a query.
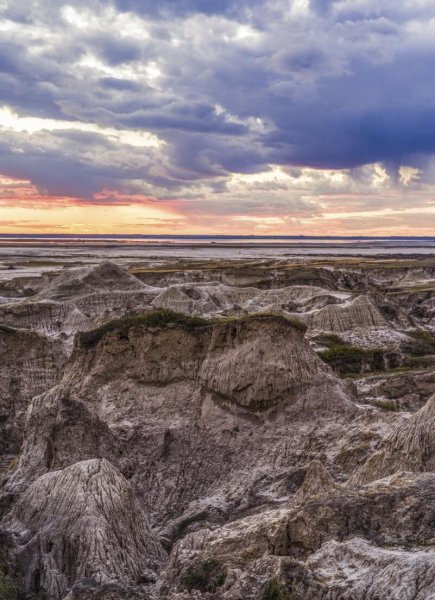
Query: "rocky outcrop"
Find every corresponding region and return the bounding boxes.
[355,368,435,411]
[288,536,435,600]
[0,262,159,337]
[304,294,387,332]
[6,313,356,525]
[2,459,165,600]
[352,392,435,485]
[0,300,92,336]
[163,471,435,598]
[0,325,67,456]
[293,460,339,504]
[151,282,350,318]
[36,261,147,301]
[273,471,435,558]
[151,283,255,315]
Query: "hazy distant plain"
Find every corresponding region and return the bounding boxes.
[1,236,435,281]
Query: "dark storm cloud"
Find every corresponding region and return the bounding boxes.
[1,0,435,204]
[93,36,142,65]
[122,102,248,135]
[99,77,141,91]
[113,0,265,19]
[309,0,335,17]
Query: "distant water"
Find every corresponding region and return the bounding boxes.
[1,234,435,246]
[1,234,435,281]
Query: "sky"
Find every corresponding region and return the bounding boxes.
[1,0,435,235]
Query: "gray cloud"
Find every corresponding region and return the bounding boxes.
[1,0,435,221]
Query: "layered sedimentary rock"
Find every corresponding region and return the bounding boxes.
[0,262,158,338]
[0,324,66,456]
[352,392,435,485]
[303,294,387,332]
[6,313,357,526]
[289,536,435,600]
[165,471,435,598]
[2,459,164,599]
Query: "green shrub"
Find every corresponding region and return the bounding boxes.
[319,344,384,375]
[0,567,17,600]
[211,312,307,333]
[182,559,226,593]
[404,329,435,356]
[372,399,397,411]
[263,576,296,600]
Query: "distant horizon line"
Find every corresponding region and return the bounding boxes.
[1,233,435,240]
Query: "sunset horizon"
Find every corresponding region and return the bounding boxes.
[1,1,435,235]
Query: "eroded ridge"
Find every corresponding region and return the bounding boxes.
[1,257,435,599]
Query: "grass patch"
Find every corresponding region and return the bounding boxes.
[215,312,307,333]
[78,309,209,348]
[263,576,297,600]
[389,285,435,294]
[182,559,226,593]
[7,456,19,470]
[357,366,413,377]
[77,309,307,349]
[14,260,67,267]
[319,343,384,375]
[371,399,398,411]
[404,329,435,356]
[0,567,17,600]
[403,355,435,368]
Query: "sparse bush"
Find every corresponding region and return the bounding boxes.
[372,399,397,411]
[211,312,307,333]
[8,457,19,471]
[182,559,226,593]
[0,567,17,600]
[263,576,297,600]
[319,344,384,375]
[404,329,435,357]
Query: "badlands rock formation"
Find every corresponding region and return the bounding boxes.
[0,257,435,599]
[0,325,66,456]
[2,459,164,600]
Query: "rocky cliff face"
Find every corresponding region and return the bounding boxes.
[0,325,66,457]
[1,258,435,600]
[352,392,435,485]
[2,459,164,599]
[6,314,358,526]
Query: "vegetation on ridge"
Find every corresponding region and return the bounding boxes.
[77,308,307,348]
[404,329,435,356]
[318,339,387,375]
[77,309,209,348]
